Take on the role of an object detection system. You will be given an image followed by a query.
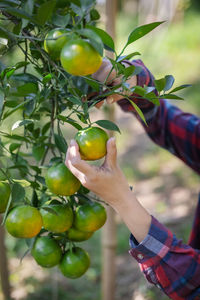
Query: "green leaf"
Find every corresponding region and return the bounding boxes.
[15,61,30,70]
[1,0,21,5]
[57,116,82,130]
[154,77,166,92]
[31,190,39,207]
[12,73,40,84]
[54,133,68,153]
[128,99,147,125]
[2,7,34,22]
[3,99,30,120]
[17,83,38,96]
[24,95,36,116]
[145,92,160,106]
[123,65,136,78]
[9,143,21,152]
[22,0,34,28]
[85,78,100,91]
[127,22,164,46]
[49,157,63,167]
[70,0,81,6]
[5,100,19,108]
[42,74,52,84]
[77,28,104,56]
[161,94,184,100]
[86,25,115,52]
[90,8,100,21]
[13,179,30,187]
[35,175,45,185]
[12,183,25,203]
[132,85,146,97]
[1,132,30,143]
[95,120,120,133]
[0,88,4,118]
[170,84,192,93]
[67,96,82,105]
[52,13,70,27]
[42,122,51,135]
[12,119,33,131]
[13,22,22,36]
[32,145,46,162]
[35,0,56,26]
[164,75,175,92]
[117,52,141,62]
[0,26,14,43]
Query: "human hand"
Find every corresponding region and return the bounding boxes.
[65,137,131,210]
[91,58,137,108]
[65,138,152,242]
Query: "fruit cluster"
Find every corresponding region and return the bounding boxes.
[0,127,108,279]
[44,28,102,76]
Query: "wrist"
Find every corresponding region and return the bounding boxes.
[107,189,135,213]
[108,190,152,243]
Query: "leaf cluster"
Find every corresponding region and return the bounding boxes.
[0,0,190,228]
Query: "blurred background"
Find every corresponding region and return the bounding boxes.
[1,0,200,299]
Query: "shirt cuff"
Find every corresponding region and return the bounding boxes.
[117,59,156,114]
[129,216,174,267]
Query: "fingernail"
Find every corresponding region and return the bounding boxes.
[70,139,76,146]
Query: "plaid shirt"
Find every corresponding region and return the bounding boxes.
[117,60,200,300]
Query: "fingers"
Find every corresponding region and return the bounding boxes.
[104,137,117,168]
[95,100,104,109]
[107,94,124,104]
[92,58,117,83]
[65,140,92,177]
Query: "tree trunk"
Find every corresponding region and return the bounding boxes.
[0,216,11,300]
[101,1,117,300]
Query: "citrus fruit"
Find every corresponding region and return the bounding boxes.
[66,227,93,242]
[74,201,107,232]
[0,182,11,213]
[40,203,73,233]
[59,247,90,279]
[31,236,62,268]
[5,205,43,238]
[45,163,81,196]
[60,39,102,76]
[75,126,109,161]
[44,28,69,60]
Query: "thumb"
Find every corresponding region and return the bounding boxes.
[104,137,117,168]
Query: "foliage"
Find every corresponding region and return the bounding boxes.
[0,0,189,273]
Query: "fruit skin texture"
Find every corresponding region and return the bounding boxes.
[44,28,69,60]
[31,236,62,268]
[45,163,81,196]
[59,247,90,279]
[5,205,43,238]
[66,227,93,242]
[60,39,102,76]
[74,201,107,232]
[40,204,73,233]
[75,127,109,161]
[0,182,11,213]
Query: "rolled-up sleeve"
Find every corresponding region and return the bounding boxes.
[129,216,200,300]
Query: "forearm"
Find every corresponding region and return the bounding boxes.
[105,190,151,244]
